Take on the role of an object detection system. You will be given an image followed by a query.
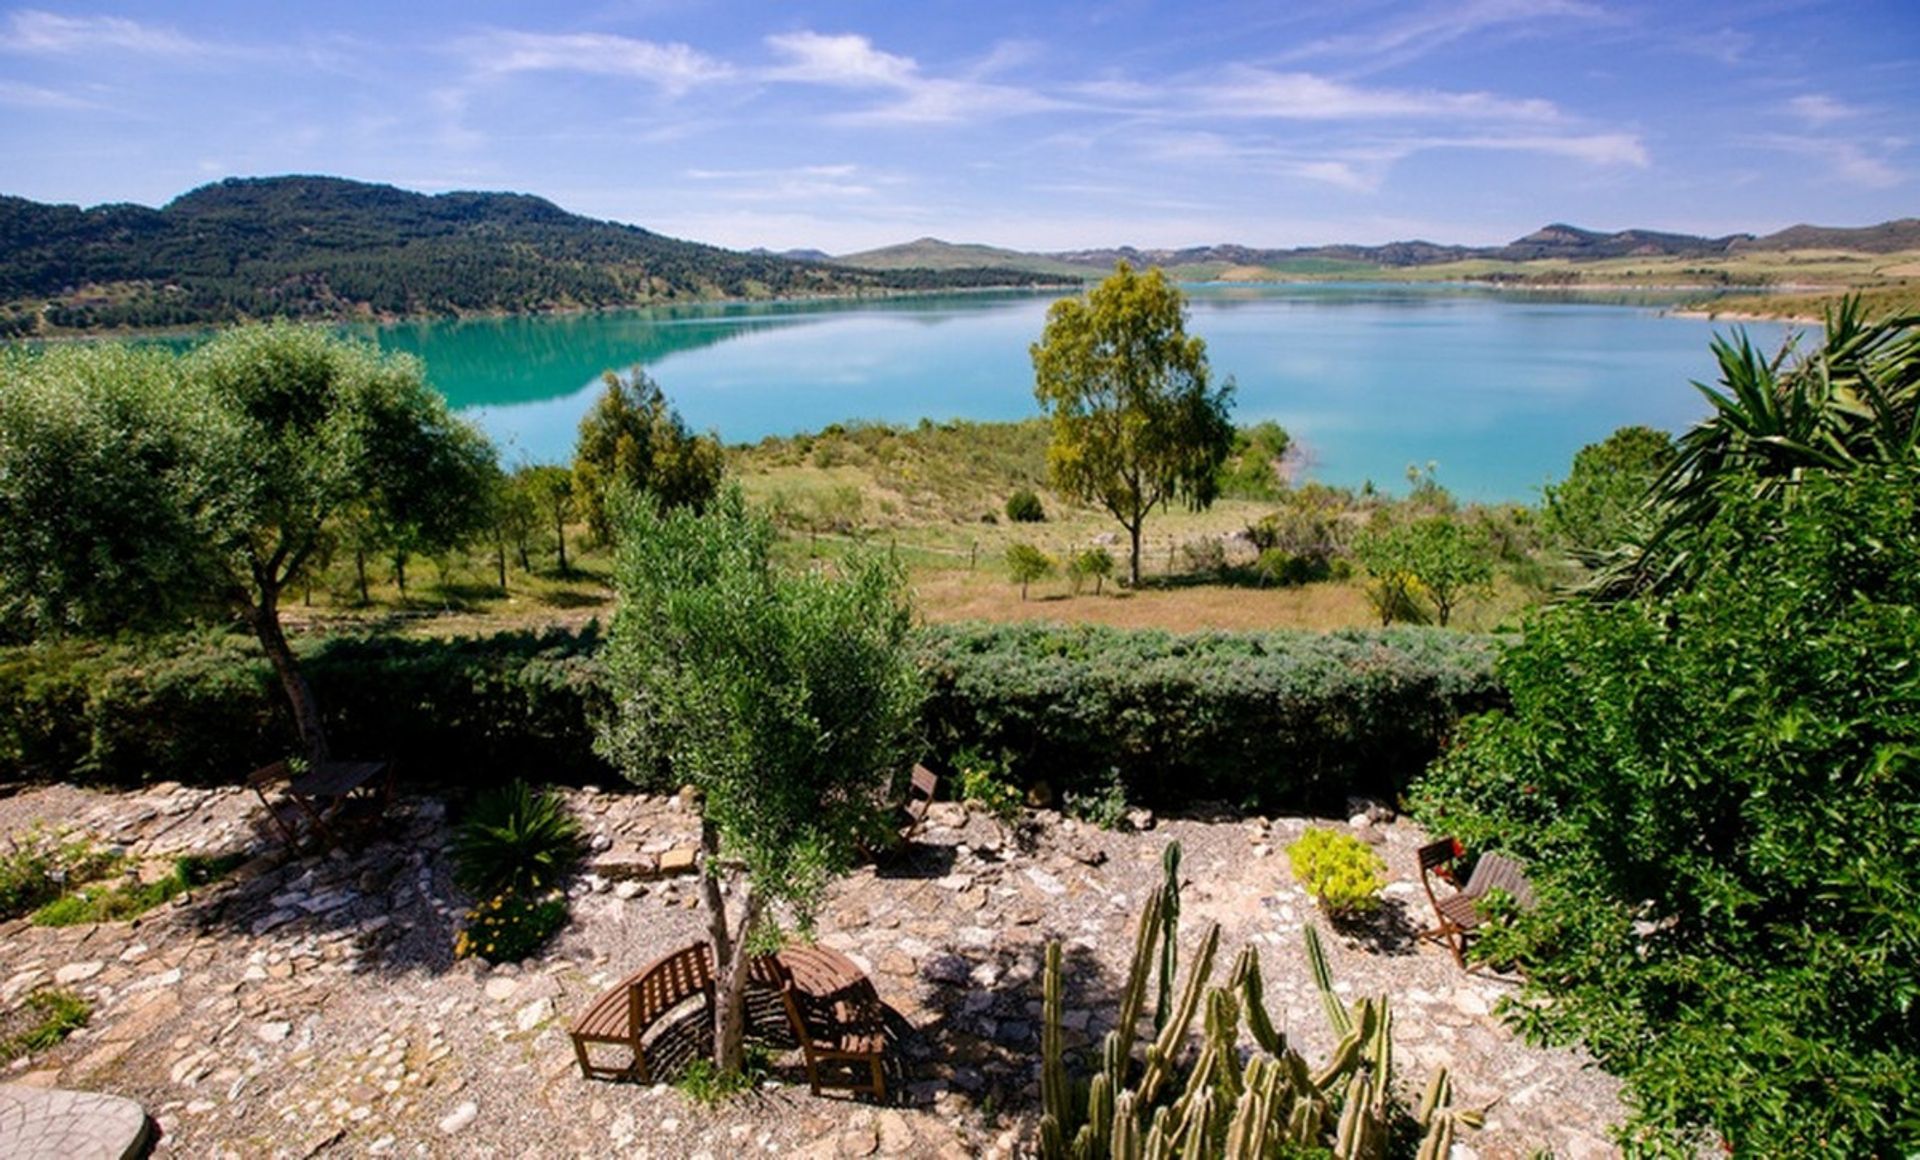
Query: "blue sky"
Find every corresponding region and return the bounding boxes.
[1,1,1914,253]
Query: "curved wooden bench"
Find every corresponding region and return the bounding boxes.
[767,945,889,1102]
[569,942,717,1082]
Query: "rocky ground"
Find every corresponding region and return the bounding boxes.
[0,781,1623,1158]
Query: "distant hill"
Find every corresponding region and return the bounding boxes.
[852,220,1915,280]
[1735,219,1920,254]
[0,176,1059,336]
[836,237,1093,279]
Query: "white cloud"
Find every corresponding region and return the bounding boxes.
[1785,94,1861,127]
[0,9,204,55]
[684,163,884,201]
[1200,68,1561,123]
[1286,0,1611,69]
[0,78,95,108]
[762,30,1059,125]
[763,31,915,88]
[462,30,733,95]
[1758,134,1904,189]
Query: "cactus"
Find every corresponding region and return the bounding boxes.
[1036,847,1485,1159]
[1154,841,1181,1033]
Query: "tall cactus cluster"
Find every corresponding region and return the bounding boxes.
[1040,841,1482,1159]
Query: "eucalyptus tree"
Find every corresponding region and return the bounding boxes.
[1031,263,1235,586]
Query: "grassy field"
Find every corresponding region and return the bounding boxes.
[282,418,1546,638]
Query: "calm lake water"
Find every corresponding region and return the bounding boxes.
[355,285,1798,502]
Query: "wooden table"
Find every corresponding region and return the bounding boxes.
[249,759,391,846]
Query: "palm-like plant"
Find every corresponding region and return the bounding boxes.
[1592,297,1920,596]
[450,780,584,897]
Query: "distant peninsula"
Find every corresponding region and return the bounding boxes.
[2,174,1914,336]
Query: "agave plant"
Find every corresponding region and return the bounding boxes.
[1588,297,1920,597]
[450,780,584,897]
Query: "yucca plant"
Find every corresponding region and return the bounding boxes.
[450,780,584,897]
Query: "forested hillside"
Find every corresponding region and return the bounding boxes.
[0,176,1057,335]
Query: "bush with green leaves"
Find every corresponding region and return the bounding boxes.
[450,780,584,898]
[1412,463,1920,1156]
[1066,547,1114,595]
[919,622,1502,813]
[1063,767,1130,831]
[1287,827,1386,917]
[1005,542,1055,600]
[954,747,1023,822]
[1005,487,1046,523]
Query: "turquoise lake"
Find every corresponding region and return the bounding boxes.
[354,285,1799,502]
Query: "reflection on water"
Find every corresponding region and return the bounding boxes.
[360,285,1796,501]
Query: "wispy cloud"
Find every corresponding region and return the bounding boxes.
[0,78,96,108]
[1784,94,1861,127]
[0,9,205,55]
[1757,134,1904,189]
[1283,0,1612,71]
[762,31,1059,125]
[1196,67,1561,123]
[460,29,733,95]
[684,163,886,201]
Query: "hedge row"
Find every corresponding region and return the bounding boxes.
[0,622,1504,811]
[916,623,1505,811]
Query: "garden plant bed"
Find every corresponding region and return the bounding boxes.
[0,781,1622,1158]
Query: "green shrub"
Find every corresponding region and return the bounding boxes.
[1255,548,1331,587]
[955,748,1022,822]
[675,1045,772,1104]
[918,623,1503,812]
[454,891,569,963]
[1287,828,1386,916]
[1005,543,1055,600]
[451,780,583,898]
[1066,547,1115,595]
[1412,464,1920,1155]
[1005,488,1046,523]
[1063,767,1130,830]
[0,988,91,1063]
[1,623,1502,818]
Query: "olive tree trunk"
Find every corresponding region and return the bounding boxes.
[244,586,330,764]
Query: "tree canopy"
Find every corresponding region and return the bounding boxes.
[1031,263,1235,585]
[1540,425,1673,559]
[0,324,495,760]
[595,486,923,1074]
[572,368,723,543]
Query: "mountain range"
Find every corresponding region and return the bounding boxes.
[0,174,1913,336]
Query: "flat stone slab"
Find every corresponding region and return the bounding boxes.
[0,1083,152,1160]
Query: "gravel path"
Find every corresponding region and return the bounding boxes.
[0,781,1623,1157]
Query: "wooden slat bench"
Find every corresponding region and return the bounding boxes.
[767,944,890,1102]
[569,941,891,1101]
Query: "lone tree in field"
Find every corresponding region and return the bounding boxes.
[0,325,495,762]
[572,368,723,544]
[1031,263,1235,585]
[596,487,923,1076]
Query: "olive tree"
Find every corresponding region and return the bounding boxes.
[0,324,495,762]
[596,486,923,1075]
[1031,263,1235,585]
[572,367,723,543]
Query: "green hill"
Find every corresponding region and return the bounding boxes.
[835,237,1092,280]
[0,176,1059,336]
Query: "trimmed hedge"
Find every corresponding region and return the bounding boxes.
[0,622,1502,811]
[0,627,606,786]
[917,623,1504,811]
